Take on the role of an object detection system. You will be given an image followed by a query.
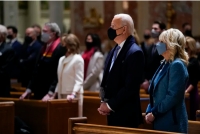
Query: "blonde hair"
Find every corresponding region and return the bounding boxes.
[185,36,197,58]
[61,33,80,54]
[159,28,188,65]
[132,28,140,45]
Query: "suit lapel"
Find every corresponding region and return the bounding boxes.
[109,35,134,74]
[153,62,170,90]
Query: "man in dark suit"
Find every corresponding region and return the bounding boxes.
[19,27,42,87]
[7,26,22,79]
[0,25,15,97]
[20,22,66,100]
[98,14,145,128]
[140,21,165,92]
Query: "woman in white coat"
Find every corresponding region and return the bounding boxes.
[51,33,84,117]
[82,33,104,92]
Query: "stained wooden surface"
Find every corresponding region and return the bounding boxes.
[0,101,14,134]
[0,98,78,134]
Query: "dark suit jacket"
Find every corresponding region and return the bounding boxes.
[0,42,15,97]
[101,35,145,127]
[19,40,42,87]
[140,42,163,81]
[10,40,22,79]
[27,43,66,99]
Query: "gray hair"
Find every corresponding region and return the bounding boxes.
[114,14,134,35]
[0,24,8,37]
[44,22,61,37]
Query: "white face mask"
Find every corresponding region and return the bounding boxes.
[41,32,51,43]
[151,29,160,38]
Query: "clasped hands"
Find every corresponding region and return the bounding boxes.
[145,112,155,124]
[97,102,111,115]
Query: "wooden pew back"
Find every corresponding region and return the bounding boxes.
[68,117,178,134]
[68,117,200,134]
[196,110,200,121]
[83,96,150,125]
[0,101,14,134]
[0,98,78,134]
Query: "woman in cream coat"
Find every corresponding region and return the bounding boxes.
[51,33,84,117]
[82,33,104,92]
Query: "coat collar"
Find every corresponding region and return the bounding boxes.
[61,54,75,64]
[149,60,170,92]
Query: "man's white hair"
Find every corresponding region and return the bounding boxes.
[45,22,61,37]
[114,14,134,35]
[0,24,8,37]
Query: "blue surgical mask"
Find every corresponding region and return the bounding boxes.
[156,42,167,55]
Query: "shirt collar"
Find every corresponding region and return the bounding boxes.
[118,40,126,48]
[11,38,17,44]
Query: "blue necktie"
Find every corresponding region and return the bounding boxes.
[109,45,121,71]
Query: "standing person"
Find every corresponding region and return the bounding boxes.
[141,21,164,93]
[20,22,66,100]
[145,28,189,133]
[0,25,15,97]
[32,24,43,44]
[7,26,22,80]
[182,22,193,37]
[82,33,104,92]
[19,27,42,87]
[98,14,145,128]
[50,33,84,117]
[185,36,200,120]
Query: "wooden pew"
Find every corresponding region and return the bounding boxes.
[68,117,179,134]
[188,120,200,134]
[83,96,150,125]
[83,90,146,97]
[197,110,200,121]
[10,92,34,98]
[0,98,78,134]
[68,117,200,134]
[0,101,14,134]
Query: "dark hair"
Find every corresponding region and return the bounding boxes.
[182,22,190,29]
[153,21,166,30]
[85,33,102,52]
[32,24,41,29]
[7,26,18,34]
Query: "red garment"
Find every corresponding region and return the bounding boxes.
[82,47,95,80]
[42,37,60,57]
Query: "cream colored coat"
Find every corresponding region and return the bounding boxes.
[55,54,84,116]
[83,51,104,92]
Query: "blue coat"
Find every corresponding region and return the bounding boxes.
[146,58,188,133]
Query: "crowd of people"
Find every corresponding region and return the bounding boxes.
[0,13,199,133]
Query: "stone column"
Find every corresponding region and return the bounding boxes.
[192,1,200,36]
[28,1,40,26]
[137,1,149,40]
[49,1,64,32]
[3,1,18,26]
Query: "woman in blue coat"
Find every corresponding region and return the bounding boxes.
[145,28,189,133]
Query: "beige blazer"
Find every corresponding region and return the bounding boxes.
[55,54,84,97]
[83,51,104,92]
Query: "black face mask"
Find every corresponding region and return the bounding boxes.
[24,36,33,44]
[184,30,192,37]
[7,35,13,40]
[107,26,124,40]
[85,42,94,49]
[144,34,151,40]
